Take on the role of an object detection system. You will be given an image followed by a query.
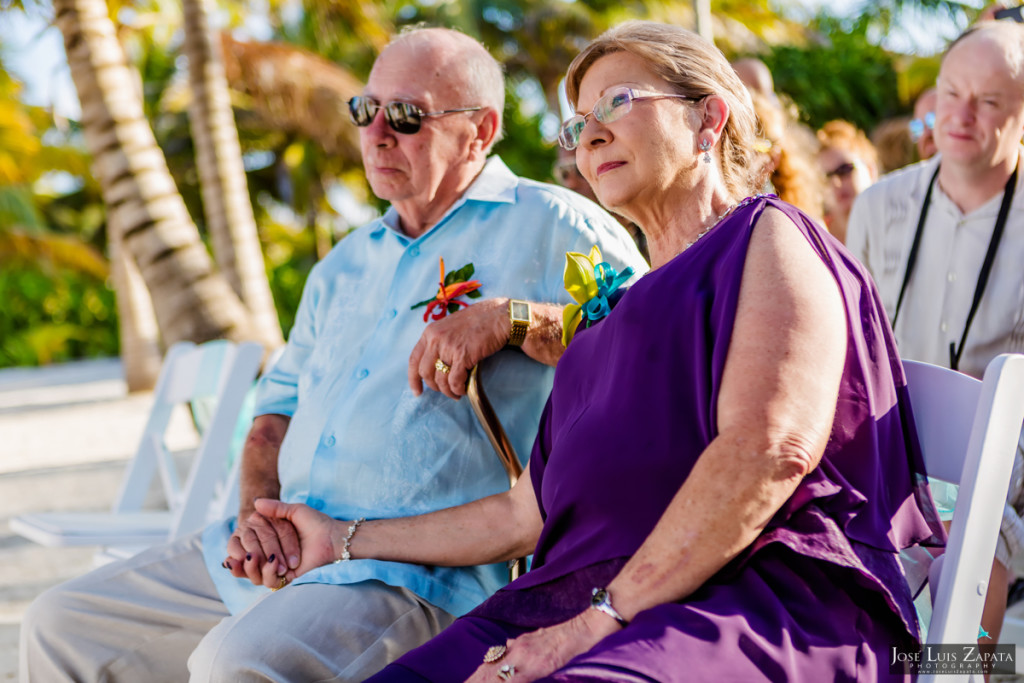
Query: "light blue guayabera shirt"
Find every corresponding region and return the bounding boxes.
[202,157,647,616]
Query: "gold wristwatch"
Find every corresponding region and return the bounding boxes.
[507,299,531,347]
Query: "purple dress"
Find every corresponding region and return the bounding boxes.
[368,197,945,682]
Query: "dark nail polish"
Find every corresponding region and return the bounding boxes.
[246,553,252,561]
[268,554,275,562]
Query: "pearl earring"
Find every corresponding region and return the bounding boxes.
[699,139,712,164]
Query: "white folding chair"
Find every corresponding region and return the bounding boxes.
[903,354,1024,682]
[10,340,264,558]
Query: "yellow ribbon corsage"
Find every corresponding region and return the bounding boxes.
[561,245,633,346]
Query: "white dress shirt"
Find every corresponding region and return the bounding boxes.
[848,150,1024,573]
[847,150,1024,381]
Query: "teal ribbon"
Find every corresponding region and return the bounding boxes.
[581,262,633,323]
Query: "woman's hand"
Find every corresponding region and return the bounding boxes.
[467,610,620,683]
[224,510,300,588]
[253,498,345,581]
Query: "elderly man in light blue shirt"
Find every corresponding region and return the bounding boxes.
[20,26,645,683]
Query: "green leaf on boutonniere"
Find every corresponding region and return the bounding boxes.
[444,263,475,285]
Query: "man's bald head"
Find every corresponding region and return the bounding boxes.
[378,27,506,148]
[943,21,1024,86]
[731,57,775,100]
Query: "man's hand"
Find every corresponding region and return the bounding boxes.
[224,510,302,589]
[222,414,294,588]
[409,298,511,400]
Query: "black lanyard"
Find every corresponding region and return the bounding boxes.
[892,165,1017,371]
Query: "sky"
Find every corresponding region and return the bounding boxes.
[0,1,975,121]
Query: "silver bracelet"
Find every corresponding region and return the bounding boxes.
[335,517,366,563]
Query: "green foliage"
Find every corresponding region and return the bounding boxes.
[0,263,118,368]
[494,78,558,182]
[762,14,902,133]
[261,218,318,337]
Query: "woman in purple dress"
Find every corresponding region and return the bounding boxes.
[257,21,944,682]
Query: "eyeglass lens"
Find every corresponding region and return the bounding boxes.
[348,97,424,134]
[559,89,635,150]
[908,111,935,142]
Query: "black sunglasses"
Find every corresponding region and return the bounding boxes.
[347,96,482,135]
[826,162,857,179]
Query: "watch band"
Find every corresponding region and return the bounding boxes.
[590,587,629,627]
[508,299,530,347]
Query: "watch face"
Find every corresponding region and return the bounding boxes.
[510,301,530,321]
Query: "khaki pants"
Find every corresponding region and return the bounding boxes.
[20,532,454,682]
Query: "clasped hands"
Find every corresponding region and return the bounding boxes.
[223,498,348,588]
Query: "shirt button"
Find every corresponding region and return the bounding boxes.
[409,245,420,257]
[388,309,397,319]
[324,434,336,447]
[947,272,956,282]
[357,368,369,379]
[940,322,949,333]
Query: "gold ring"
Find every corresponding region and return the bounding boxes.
[271,576,288,592]
[483,645,507,664]
[435,358,451,374]
[496,664,516,681]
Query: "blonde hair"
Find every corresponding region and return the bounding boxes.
[565,21,759,199]
[750,92,824,221]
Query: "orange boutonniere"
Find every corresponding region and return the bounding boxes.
[411,257,483,321]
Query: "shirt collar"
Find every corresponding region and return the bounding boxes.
[930,145,1024,219]
[370,156,518,239]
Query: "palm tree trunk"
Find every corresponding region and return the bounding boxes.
[54,0,261,348]
[108,226,162,391]
[182,0,283,349]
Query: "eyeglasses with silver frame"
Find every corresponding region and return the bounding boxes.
[347,96,482,135]
[559,86,705,150]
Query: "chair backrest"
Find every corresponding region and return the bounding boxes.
[112,340,264,539]
[903,354,1024,654]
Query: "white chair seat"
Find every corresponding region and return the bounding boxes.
[11,511,172,548]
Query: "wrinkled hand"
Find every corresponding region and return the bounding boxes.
[224,506,302,589]
[252,498,344,578]
[409,298,510,400]
[466,610,618,683]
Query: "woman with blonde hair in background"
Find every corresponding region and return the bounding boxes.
[750,90,825,222]
[817,119,880,243]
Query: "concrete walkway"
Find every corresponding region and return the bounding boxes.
[0,359,196,681]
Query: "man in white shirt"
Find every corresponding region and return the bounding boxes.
[847,20,1024,643]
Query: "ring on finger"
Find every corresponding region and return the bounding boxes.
[271,576,288,592]
[496,664,516,680]
[435,358,451,374]
[483,645,507,664]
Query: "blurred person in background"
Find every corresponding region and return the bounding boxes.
[731,56,777,104]
[872,116,917,173]
[848,20,1024,646]
[910,87,938,160]
[749,90,825,223]
[817,120,880,244]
